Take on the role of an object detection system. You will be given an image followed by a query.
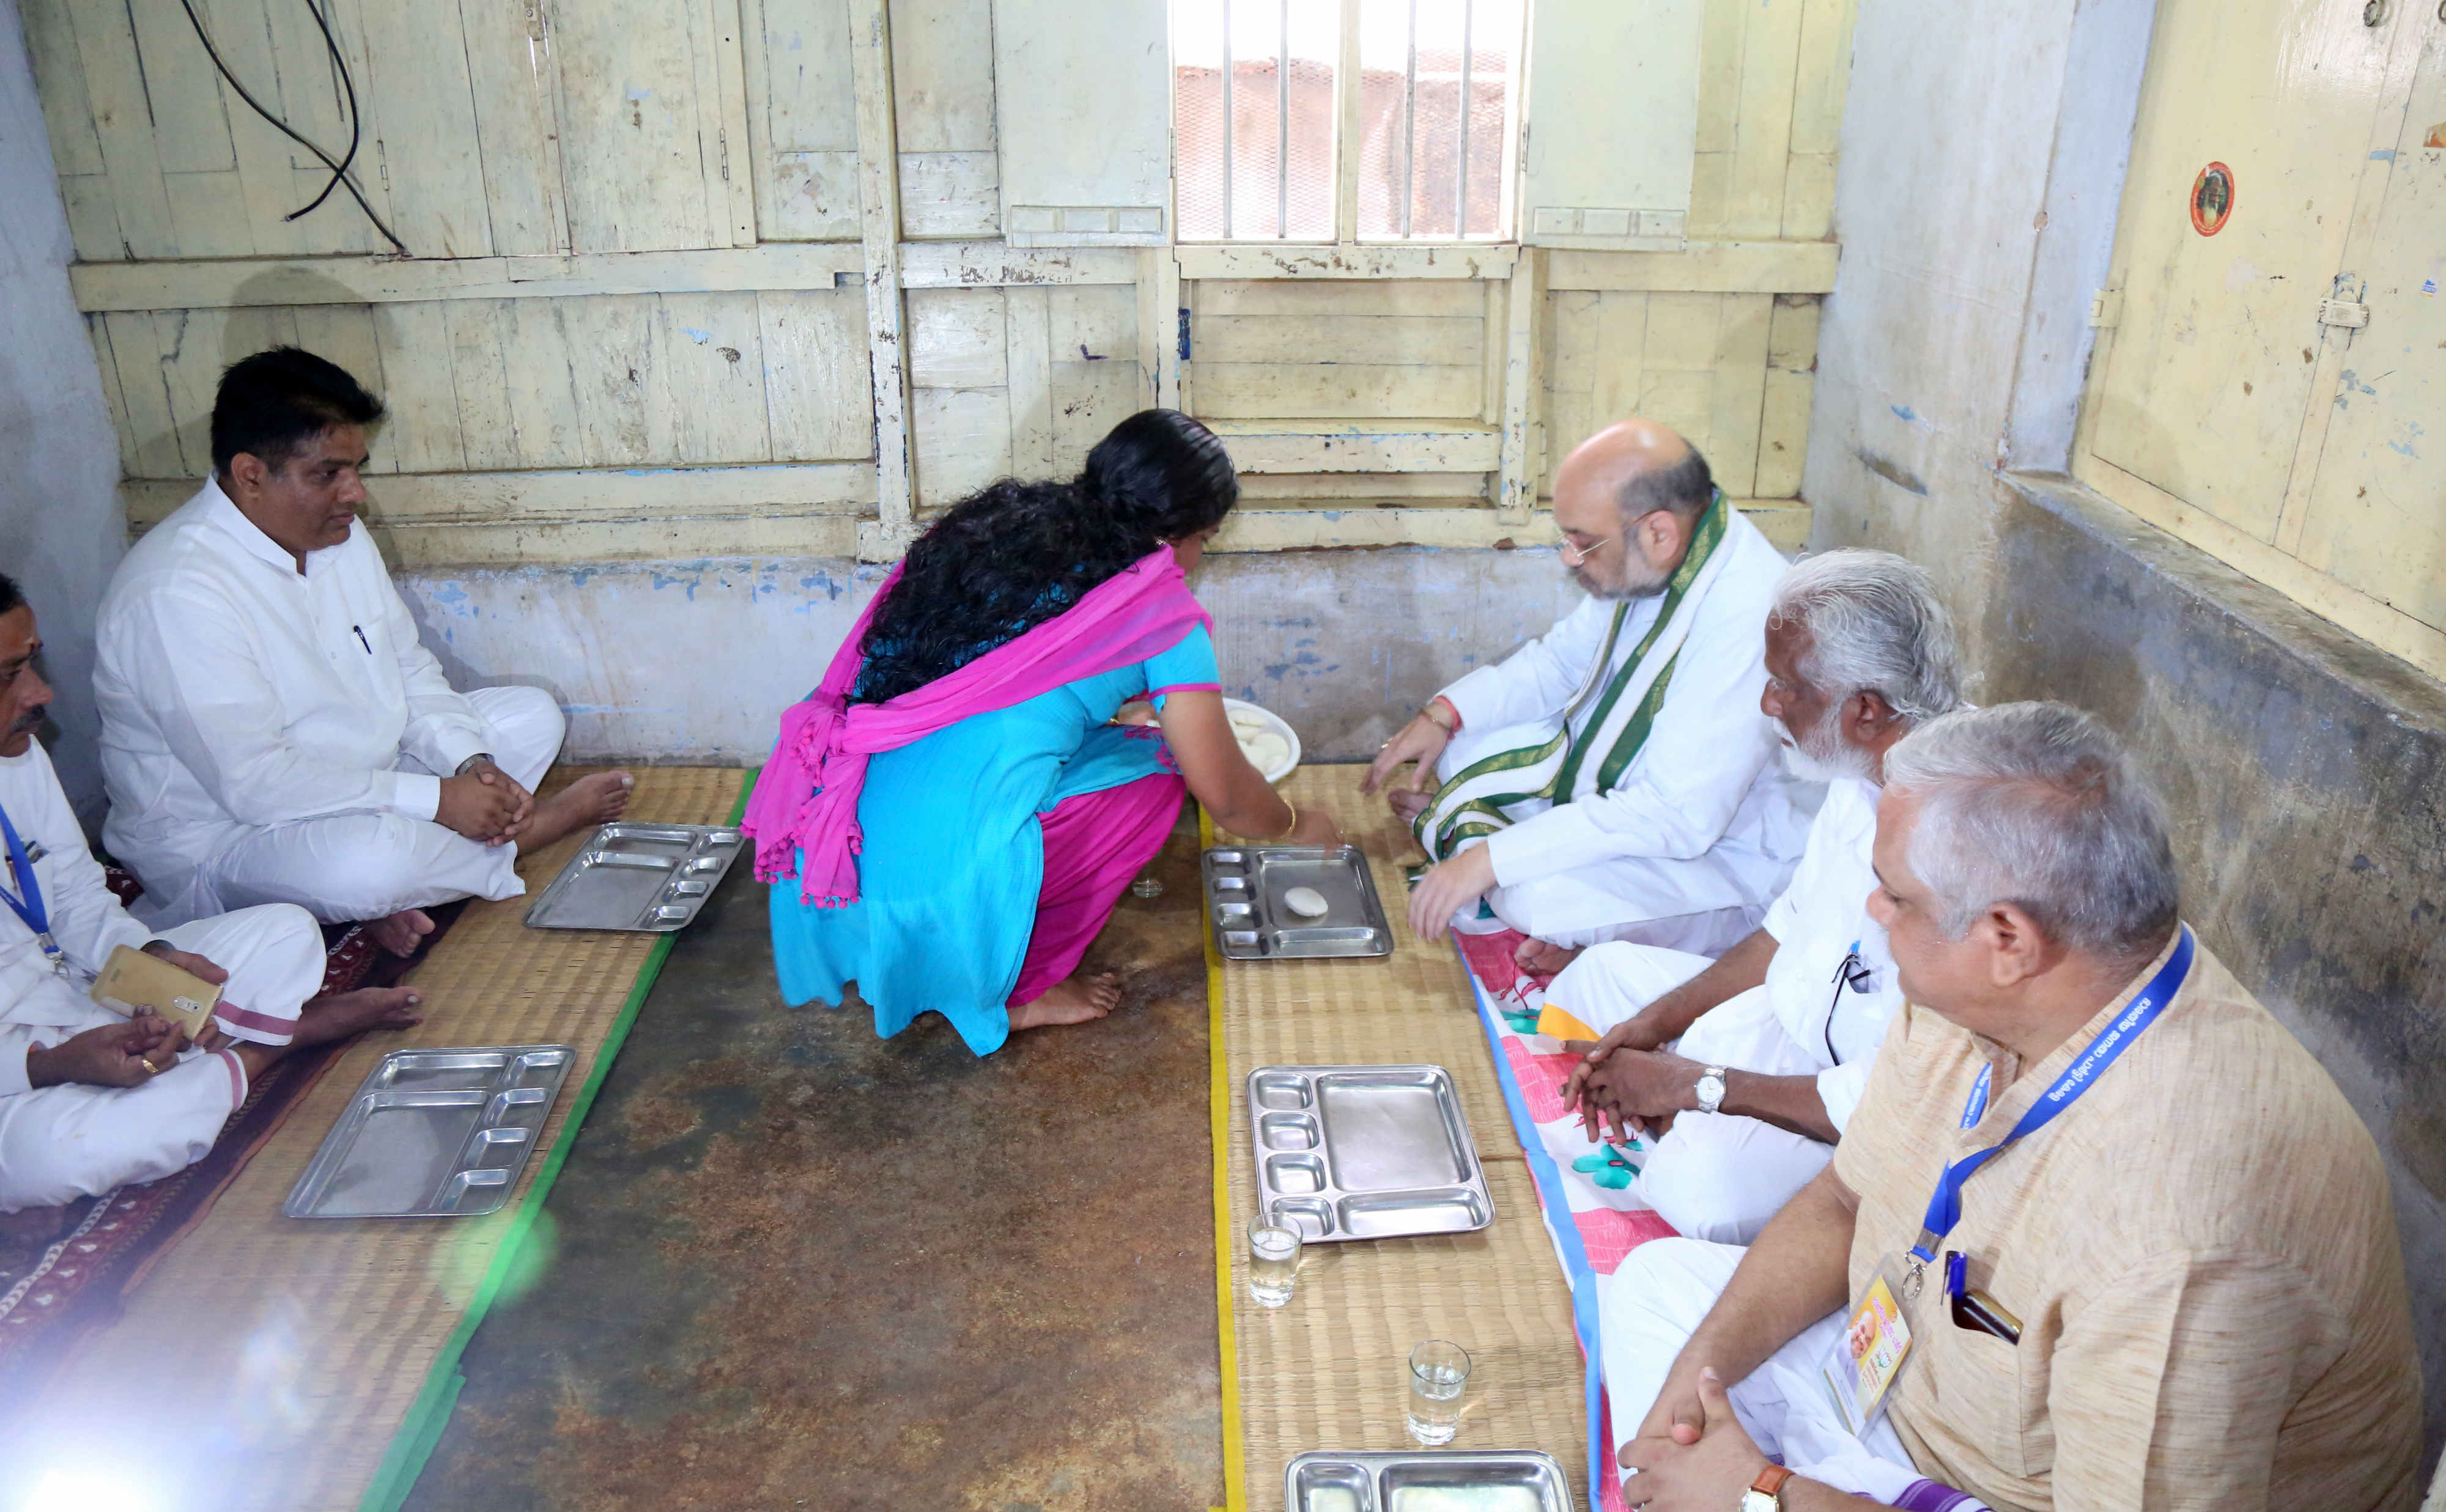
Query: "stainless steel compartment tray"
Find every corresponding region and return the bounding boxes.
[1247,1064,1493,1244]
[284,1044,575,1219]
[1285,1449,1572,1512]
[1202,846,1393,961]
[524,823,745,932]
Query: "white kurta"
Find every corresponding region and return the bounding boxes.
[1546,777,1902,1242]
[94,480,566,926]
[1433,508,1816,951]
[1601,1238,1954,1508]
[0,742,328,1212]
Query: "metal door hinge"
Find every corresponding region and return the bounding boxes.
[2088,289,2122,328]
[524,2,546,40]
[719,128,731,182]
[2318,299,2370,329]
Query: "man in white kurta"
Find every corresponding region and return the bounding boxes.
[1371,421,1812,958]
[93,348,632,945]
[1551,550,1962,1244]
[0,587,420,1211]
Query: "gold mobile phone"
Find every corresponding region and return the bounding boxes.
[89,945,223,1039]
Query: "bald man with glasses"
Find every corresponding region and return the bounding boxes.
[1366,420,1812,967]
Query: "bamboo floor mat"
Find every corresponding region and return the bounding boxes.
[1217,767,1588,1512]
[0,766,746,1512]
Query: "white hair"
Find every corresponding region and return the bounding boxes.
[1771,550,1960,722]
[1882,703,2180,962]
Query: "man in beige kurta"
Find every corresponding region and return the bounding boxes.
[1599,703,2420,1512]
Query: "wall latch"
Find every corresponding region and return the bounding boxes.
[2318,299,2371,329]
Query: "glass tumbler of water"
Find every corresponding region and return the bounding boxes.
[1246,1213,1302,1308]
[1406,1339,1471,1445]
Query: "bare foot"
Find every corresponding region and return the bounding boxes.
[366,908,435,958]
[1007,971,1122,1031]
[1515,937,1582,978]
[1388,788,1433,824]
[519,770,637,850]
[228,987,424,1082]
[294,986,426,1045]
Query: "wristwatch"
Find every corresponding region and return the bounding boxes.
[1694,1064,1729,1115]
[1740,1464,1794,1511]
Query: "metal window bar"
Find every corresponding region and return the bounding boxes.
[1401,0,1417,237]
[1186,0,1510,242]
[1277,0,1291,238]
[1455,0,1472,236]
[1221,0,1234,237]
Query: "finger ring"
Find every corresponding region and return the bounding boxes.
[141,1058,159,1075]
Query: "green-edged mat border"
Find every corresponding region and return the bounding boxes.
[360,770,757,1511]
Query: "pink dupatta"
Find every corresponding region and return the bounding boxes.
[741,547,1212,907]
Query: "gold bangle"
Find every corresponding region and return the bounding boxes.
[1276,795,1300,840]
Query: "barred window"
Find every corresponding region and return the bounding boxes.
[1173,0,1525,243]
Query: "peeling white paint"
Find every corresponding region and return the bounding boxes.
[397,548,1586,764]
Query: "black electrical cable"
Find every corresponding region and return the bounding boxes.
[284,0,360,223]
[172,0,406,252]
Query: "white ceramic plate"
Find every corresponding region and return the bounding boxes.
[1222,696,1302,783]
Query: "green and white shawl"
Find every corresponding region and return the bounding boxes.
[1414,493,1734,862]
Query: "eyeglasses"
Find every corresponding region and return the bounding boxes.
[1558,533,1613,566]
[1560,504,1676,566]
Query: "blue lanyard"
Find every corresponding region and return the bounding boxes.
[0,802,61,970]
[1910,924,2194,1265]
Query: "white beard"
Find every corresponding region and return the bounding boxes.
[1779,706,1876,783]
[1573,557,1669,602]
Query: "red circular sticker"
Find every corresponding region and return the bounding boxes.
[2190,162,2235,236]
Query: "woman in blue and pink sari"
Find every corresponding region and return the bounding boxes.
[744,411,1343,1054]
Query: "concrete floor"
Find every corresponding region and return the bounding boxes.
[405,810,1224,1512]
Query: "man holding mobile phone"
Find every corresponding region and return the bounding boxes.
[0,578,424,1212]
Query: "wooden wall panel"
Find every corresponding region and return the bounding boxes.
[91,287,874,483]
[758,290,873,461]
[207,0,362,259]
[442,301,522,471]
[24,0,421,260]
[910,386,1011,508]
[493,308,584,467]
[1188,280,1487,421]
[355,0,493,257]
[551,0,737,253]
[906,286,1007,507]
[889,0,997,238]
[907,288,1008,388]
[1542,289,1818,501]
[990,0,1169,245]
[456,0,574,255]
[1046,284,1141,467]
[35,0,1853,562]
[658,292,775,463]
[745,0,856,239]
[1688,0,1836,242]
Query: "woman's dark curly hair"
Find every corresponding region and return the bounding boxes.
[852,409,1239,703]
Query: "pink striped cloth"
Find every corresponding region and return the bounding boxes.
[742,546,1213,907]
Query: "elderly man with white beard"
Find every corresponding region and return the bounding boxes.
[1547,550,1962,1245]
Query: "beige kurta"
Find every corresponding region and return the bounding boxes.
[1835,931,2422,1512]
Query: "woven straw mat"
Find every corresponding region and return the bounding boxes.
[1224,766,1587,1511]
[0,767,744,1512]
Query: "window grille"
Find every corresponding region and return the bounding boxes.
[1173,0,1522,242]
